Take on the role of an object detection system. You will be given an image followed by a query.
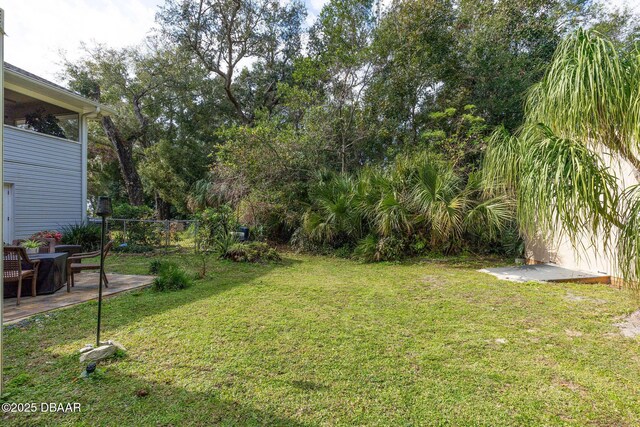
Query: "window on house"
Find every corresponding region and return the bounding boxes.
[4,88,79,141]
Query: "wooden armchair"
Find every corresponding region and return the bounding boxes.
[66,241,114,292]
[3,246,41,305]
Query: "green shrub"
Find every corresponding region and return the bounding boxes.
[222,242,281,263]
[290,227,332,255]
[152,262,192,291]
[110,203,159,247]
[60,223,102,252]
[298,151,513,260]
[333,245,353,259]
[353,234,379,262]
[195,205,238,253]
[112,203,154,219]
[149,259,165,275]
[113,243,154,253]
[353,235,407,262]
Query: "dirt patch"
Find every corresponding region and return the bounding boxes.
[554,377,588,397]
[413,275,449,290]
[418,275,447,284]
[614,310,640,338]
[565,292,608,304]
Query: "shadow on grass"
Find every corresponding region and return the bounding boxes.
[2,361,313,426]
[3,257,302,389]
[407,254,512,269]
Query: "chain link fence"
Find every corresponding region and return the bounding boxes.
[89,218,200,252]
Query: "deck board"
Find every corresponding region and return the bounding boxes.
[3,272,154,324]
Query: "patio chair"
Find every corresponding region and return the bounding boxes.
[66,241,114,292]
[3,246,41,306]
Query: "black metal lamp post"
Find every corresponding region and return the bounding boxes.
[95,196,112,347]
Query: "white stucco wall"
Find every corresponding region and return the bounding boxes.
[526,147,639,277]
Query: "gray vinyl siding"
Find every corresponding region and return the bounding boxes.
[4,125,83,239]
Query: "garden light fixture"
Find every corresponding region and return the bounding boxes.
[96,196,112,347]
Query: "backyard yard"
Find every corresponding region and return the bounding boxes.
[3,253,640,426]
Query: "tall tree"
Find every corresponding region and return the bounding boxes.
[306,0,377,172]
[158,0,305,124]
[452,0,636,129]
[64,46,159,206]
[367,0,455,150]
[64,42,222,217]
[137,45,227,215]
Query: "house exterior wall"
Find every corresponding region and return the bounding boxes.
[526,147,639,278]
[3,125,83,239]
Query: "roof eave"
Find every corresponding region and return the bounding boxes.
[4,67,115,116]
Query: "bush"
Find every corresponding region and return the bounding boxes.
[238,199,295,243]
[149,259,164,275]
[151,262,192,291]
[110,203,159,247]
[353,235,407,262]
[60,223,102,251]
[113,243,154,253]
[222,242,281,263]
[195,205,238,252]
[333,245,353,259]
[290,227,332,255]
[298,152,514,261]
[112,203,154,219]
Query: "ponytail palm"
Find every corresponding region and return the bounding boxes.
[485,29,640,281]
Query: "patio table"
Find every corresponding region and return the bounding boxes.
[55,245,83,256]
[3,252,68,298]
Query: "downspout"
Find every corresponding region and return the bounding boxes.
[80,107,100,222]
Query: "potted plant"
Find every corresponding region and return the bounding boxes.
[31,230,62,252]
[21,239,42,254]
[31,230,62,243]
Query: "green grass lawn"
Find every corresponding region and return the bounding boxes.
[3,253,640,426]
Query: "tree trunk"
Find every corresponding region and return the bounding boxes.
[224,83,251,125]
[155,194,172,220]
[101,116,145,205]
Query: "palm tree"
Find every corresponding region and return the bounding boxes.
[484,29,640,282]
[303,153,512,259]
[400,152,511,250]
[405,153,468,246]
[303,172,362,244]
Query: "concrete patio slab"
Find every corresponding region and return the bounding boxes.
[479,264,610,284]
[3,272,154,324]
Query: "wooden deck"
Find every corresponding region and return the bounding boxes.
[3,272,154,324]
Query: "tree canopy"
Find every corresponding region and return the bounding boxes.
[59,0,640,264]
